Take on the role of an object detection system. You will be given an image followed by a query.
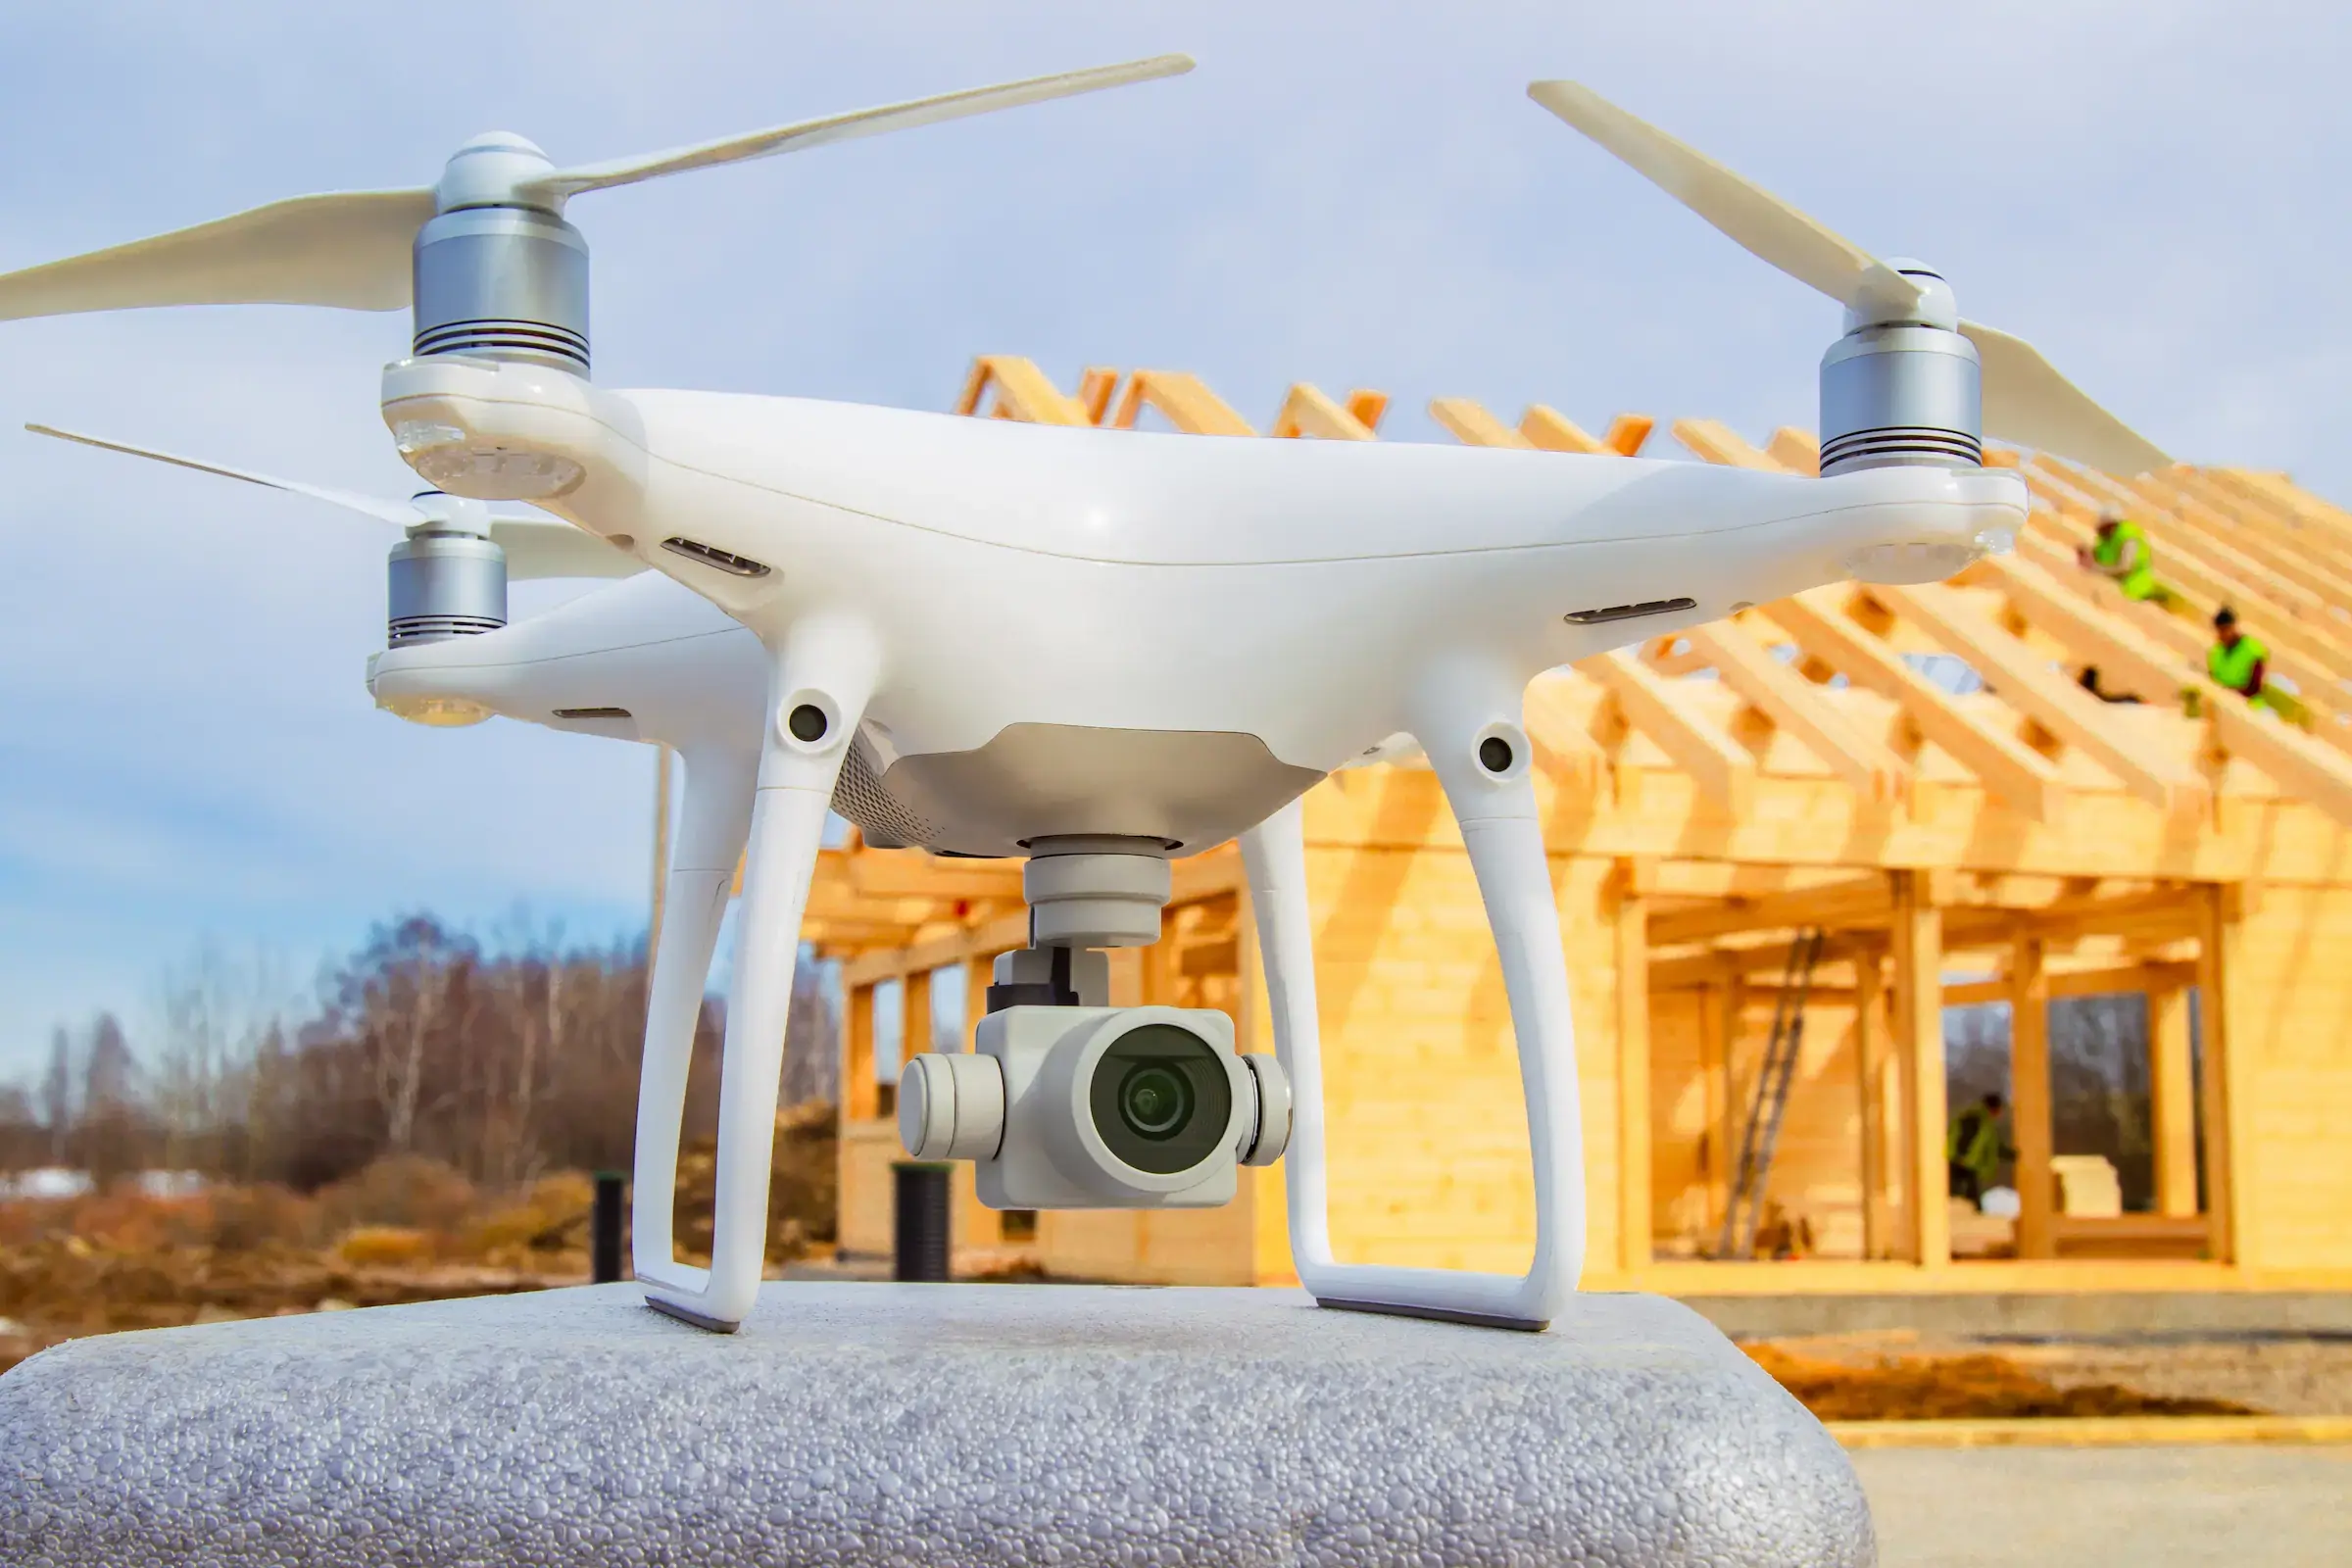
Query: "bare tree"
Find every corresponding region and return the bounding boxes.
[39,1027,74,1166]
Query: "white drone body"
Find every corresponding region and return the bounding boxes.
[6,56,2168,1335]
[376,351,2022,1331]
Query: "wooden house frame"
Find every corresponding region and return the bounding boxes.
[795,357,2352,1298]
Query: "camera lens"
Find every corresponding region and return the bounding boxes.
[1089,1022,1231,1176]
[1117,1063,1193,1140]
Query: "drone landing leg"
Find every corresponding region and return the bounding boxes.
[642,619,878,1334]
[1243,680,1586,1331]
[629,747,757,1294]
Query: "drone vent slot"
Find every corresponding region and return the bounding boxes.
[660,537,772,578]
[1564,597,1696,626]
[553,707,632,720]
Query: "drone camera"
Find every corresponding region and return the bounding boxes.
[900,1003,1292,1210]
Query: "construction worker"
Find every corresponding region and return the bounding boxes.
[2078,508,2158,601]
[2208,608,2272,711]
[1947,1091,2013,1206]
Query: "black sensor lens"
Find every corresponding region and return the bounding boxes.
[1089,1023,1231,1177]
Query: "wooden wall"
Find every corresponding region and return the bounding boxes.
[2229,882,2352,1273]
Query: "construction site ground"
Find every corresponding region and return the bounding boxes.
[1858,1443,2352,1567]
[1740,1326,2352,1419]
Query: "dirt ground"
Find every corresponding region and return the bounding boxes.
[1857,1445,2352,1568]
[1743,1328,2352,1419]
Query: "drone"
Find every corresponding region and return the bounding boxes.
[7,59,2167,1334]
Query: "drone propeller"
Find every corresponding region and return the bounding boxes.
[24,421,638,581]
[1528,80,2168,476]
[0,56,1193,325]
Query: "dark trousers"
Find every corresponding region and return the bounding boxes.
[1949,1161,1984,1203]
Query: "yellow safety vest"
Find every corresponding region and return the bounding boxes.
[2210,634,2271,709]
[2091,520,2158,601]
[1947,1107,2004,1185]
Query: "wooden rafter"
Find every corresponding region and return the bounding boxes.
[1764,589,2067,823]
[1428,397,1534,450]
[1109,369,1257,436]
[1270,383,1385,440]
[1866,580,2208,822]
[1681,615,1911,805]
[1582,649,1755,813]
[954,356,1096,426]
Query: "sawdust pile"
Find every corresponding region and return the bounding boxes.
[1744,1342,2256,1421]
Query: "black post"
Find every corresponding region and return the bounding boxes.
[892,1161,953,1282]
[591,1170,625,1284]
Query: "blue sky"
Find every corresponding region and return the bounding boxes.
[1,2,2344,1079]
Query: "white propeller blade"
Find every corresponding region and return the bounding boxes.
[480,516,644,580]
[0,56,1191,322]
[1527,81,1922,319]
[1528,79,2170,473]
[24,422,640,579]
[0,191,432,320]
[524,53,1195,202]
[26,421,422,524]
[1957,321,2170,479]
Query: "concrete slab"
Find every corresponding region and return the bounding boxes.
[0,1282,1870,1567]
[1854,1443,2352,1567]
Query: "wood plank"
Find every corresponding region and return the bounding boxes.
[1648,874,1889,946]
[1764,591,2067,823]
[1673,418,1784,470]
[953,356,1093,425]
[1869,581,2207,821]
[845,981,878,1121]
[1073,367,1119,425]
[2048,457,2352,665]
[2148,981,2199,1220]
[1107,369,1258,435]
[1891,870,1948,1265]
[1582,649,1756,813]
[1521,676,1610,797]
[1684,616,1912,804]
[1429,397,1535,449]
[1519,405,1609,454]
[1604,415,1656,457]
[2193,887,2247,1267]
[1767,427,1822,475]
[1856,952,1890,1259]
[2010,936,2055,1258]
[2025,464,2352,688]
[1981,551,2352,825]
[1616,858,1653,1272]
[829,848,1026,902]
[1270,382,1379,441]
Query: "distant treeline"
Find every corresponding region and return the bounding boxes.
[0,916,840,1192]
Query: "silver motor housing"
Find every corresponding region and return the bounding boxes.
[412,206,591,375]
[1817,260,1984,477]
[388,531,507,646]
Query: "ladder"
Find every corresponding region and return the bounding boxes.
[1717,927,1825,1260]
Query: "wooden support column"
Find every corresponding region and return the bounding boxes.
[903,968,935,1067]
[2148,982,2200,1218]
[1696,980,1729,1240]
[1615,858,1654,1273]
[845,982,878,1122]
[1889,870,1949,1266]
[2193,887,2247,1266]
[961,955,992,1051]
[1855,948,1892,1260]
[2010,937,2056,1258]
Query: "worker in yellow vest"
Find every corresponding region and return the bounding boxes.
[2078,509,2158,601]
[2208,608,2272,711]
[1947,1092,2014,1206]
